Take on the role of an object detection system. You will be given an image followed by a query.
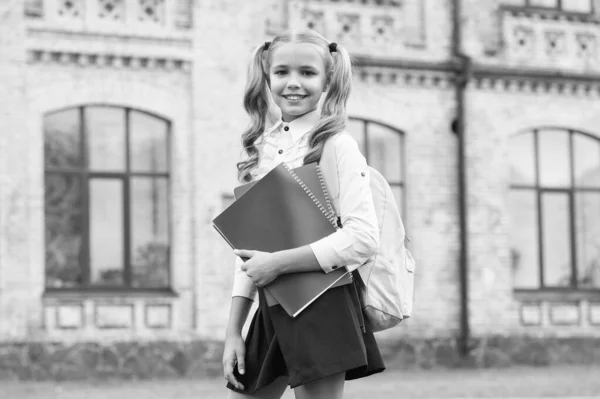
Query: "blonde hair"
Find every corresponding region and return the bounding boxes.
[237,29,353,183]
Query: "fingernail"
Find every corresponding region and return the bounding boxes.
[239,369,245,374]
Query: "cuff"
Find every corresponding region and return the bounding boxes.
[231,275,257,300]
[310,236,344,273]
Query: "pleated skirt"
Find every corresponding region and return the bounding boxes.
[226,272,385,394]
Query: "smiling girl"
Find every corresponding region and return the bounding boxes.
[224,29,385,399]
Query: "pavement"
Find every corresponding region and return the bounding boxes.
[2,365,599,398]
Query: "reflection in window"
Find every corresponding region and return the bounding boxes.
[347,117,405,216]
[509,128,600,290]
[44,106,171,290]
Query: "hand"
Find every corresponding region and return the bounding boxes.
[223,333,246,390]
[234,249,280,287]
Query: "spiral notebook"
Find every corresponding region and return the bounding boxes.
[213,162,352,317]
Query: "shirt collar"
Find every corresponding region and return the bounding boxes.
[279,110,321,142]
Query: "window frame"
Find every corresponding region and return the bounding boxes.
[347,116,407,217]
[510,127,600,293]
[44,104,172,293]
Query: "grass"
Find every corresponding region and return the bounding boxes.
[1,365,599,399]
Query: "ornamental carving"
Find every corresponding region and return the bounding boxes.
[502,8,600,72]
[267,0,427,56]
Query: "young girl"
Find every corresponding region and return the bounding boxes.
[224,29,385,399]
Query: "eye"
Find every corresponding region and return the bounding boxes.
[302,70,317,76]
[273,70,287,76]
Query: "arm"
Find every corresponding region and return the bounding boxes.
[236,134,379,284]
[309,133,379,272]
[233,245,322,288]
[223,296,253,391]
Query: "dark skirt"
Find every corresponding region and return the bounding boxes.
[227,272,385,394]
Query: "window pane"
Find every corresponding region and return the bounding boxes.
[575,192,600,288]
[130,177,170,287]
[573,135,600,188]
[529,0,558,7]
[130,111,169,173]
[510,133,536,185]
[45,174,83,288]
[541,192,572,287]
[509,190,540,288]
[346,119,365,154]
[367,123,402,183]
[562,0,592,12]
[86,107,126,172]
[538,130,570,187]
[44,109,81,169]
[89,179,124,285]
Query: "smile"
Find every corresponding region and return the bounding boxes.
[283,95,307,101]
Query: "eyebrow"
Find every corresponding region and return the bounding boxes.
[271,64,319,69]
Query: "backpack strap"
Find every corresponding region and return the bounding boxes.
[319,133,342,219]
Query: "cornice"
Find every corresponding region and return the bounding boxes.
[27,49,191,73]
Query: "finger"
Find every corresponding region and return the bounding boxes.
[236,352,246,376]
[224,362,244,390]
[234,249,254,258]
[240,263,247,272]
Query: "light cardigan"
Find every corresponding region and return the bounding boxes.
[231,110,379,300]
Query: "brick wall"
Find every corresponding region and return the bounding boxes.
[0,0,599,359]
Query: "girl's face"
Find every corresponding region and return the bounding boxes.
[268,42,328,123]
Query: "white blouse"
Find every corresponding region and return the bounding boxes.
[232,110,379,300]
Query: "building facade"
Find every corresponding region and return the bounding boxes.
[0,0,599,378]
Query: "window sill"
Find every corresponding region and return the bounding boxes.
[43,287,178,301]
[514,288,600,302]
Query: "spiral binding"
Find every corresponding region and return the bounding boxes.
[282,163,339,230]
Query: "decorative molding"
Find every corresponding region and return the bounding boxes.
[25,0,44,18]
[520,302,542,326]
[26,0,193,32]
[469,74,600,97]
[548,302,581,326]
[501,6,600,73]
[354,66,454,89]
[145,304,172,329]
[590,302,600,325]
[501,5,600,24]
[94,303,135,329]
[267,0,426,54]
[55,304,85,329]
[27,49,191,72]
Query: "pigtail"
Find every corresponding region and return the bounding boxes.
[237,44,271,183]
[303,43,353,165]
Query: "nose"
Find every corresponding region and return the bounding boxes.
[286,75,300,89]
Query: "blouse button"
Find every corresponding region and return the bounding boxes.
[361,172,366,177]
[278,149,283,154]
[283,126,289,131]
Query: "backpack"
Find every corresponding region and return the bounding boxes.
[319,133,416,332]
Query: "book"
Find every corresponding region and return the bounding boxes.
[213,162,352,317]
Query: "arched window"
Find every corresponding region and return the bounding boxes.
[44,106,171,290]
[509,128,600,290]
[347,117,406,216]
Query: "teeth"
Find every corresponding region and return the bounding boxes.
[285,96,303,100]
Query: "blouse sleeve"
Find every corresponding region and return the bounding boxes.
[309,133,379,272]
[231,256,257,300]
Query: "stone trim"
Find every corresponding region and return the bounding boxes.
[354,66,454,89]
[469,75,600,97]
[27,49,191,72]
[1,336,600,379]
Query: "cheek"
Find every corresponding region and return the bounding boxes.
[269,78,285,94]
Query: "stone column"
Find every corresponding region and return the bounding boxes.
[0,0,44,339]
